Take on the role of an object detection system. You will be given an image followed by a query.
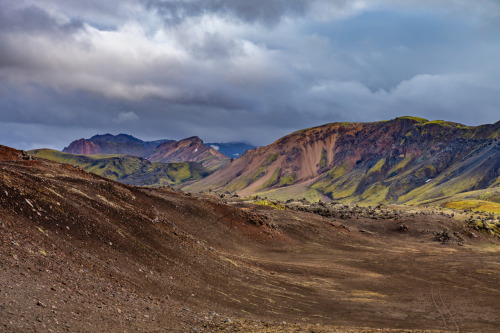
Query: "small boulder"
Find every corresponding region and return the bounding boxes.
[399,223,409,232]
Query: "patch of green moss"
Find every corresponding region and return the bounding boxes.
[262,168,281,188]
[254,199,287,210]
[319,149,327,169]
[319,162,347,181]
[279,173,296,187]
[328,179,358,200]
[166,162,202,183]
[261,153,278,167]
[387,155,414,177]
[423,120,469,129]
[254,184,327,203]
[414,165,437,179]
[360,183,389,204]
[225,178,250,192]
[27,149,209,186]
[396,116,428,123]
[367,158,386,175]
[491,175,500,188]
[303,188,326,202]
[251,167,267,181]
[444,200,500,214]
[399,164,489,205]
[312,169,361,200]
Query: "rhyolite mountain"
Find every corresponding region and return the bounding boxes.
[63,133,172,157]
[63,134,230,170]
[184,117,500,206]
[148,136,229,171]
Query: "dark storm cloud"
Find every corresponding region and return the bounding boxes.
[0,1,86,73]
[0,2,83,35]
[144,0,310,25]
[0,81,304,149]
[0,0,499,150]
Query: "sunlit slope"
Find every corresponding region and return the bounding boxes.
[185,117,500,207]
[29,149,209,186]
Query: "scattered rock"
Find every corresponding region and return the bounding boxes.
[18,151,33,160]
[399,223,409,232]
[435,228,452,243]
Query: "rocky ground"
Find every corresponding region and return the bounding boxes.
[1,145,499,332]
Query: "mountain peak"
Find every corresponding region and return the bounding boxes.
[395,116,429,123]
[181,136,203,143]
[89,133,144,144]
[149,136,229,171]
[64,134,154,157]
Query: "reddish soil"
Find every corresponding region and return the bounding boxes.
[1,145,499,332]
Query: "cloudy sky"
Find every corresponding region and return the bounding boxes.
[1,0,499,150]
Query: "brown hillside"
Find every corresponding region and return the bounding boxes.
[1,144,499,332]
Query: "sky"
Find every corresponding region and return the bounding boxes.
[1,0,499,150]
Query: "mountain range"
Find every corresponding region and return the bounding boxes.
[63,134,256,171]
[185,117,500,209]
[30,117,500,211]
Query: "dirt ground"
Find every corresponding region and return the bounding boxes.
[1,145,499,332]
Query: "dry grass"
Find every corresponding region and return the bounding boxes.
[444,200,500,214]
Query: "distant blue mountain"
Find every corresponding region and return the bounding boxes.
[205,142,256,159]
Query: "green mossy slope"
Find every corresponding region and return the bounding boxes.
[28,149,209,187]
